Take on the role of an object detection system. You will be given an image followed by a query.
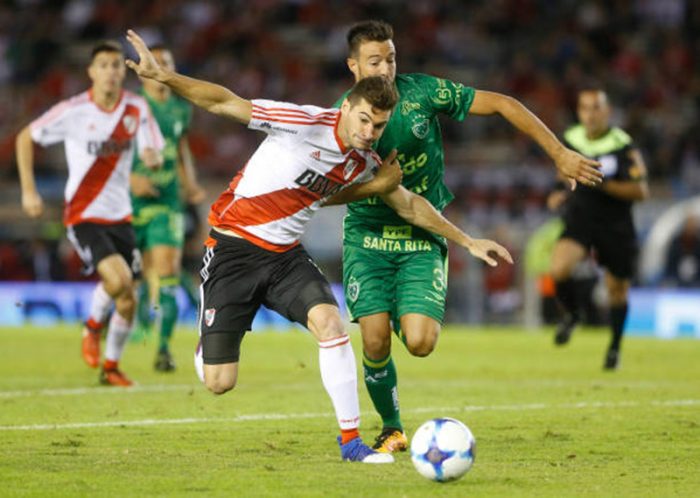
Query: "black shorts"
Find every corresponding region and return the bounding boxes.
[66,222,142,278]
[561,215,638,279]
[198,230,337,364]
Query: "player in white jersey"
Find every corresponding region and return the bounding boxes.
[126,29,511,463]
[16,40,164,387]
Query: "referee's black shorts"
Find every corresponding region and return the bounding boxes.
[561,214,638,280]
[198,230,337,364]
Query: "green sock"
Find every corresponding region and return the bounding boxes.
[363,351,402,431]
[136,283,152,329]
[180,271,200,309]
[157,276,179,353]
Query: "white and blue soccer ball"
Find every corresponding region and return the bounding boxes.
[410,417,476,482]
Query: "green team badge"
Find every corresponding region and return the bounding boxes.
[347,275,360,303]
[412,118,429,139]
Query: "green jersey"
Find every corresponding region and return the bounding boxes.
[336,73,475,252]
[131,91,192,221]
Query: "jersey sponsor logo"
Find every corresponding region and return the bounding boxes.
[382,225,412,239]
[204,308,216,327]
[599,154,619,177]
[362,236,433,252]
[310,150,321,161]
[401,101,421,115]
[259,121,298,135]
[87,139,131,157]
[294,169,344,197]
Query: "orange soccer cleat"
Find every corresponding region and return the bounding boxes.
[99,366,134,387]
[81,324,101,368]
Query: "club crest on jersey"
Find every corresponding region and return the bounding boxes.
[204,308,216,327]
[344,159,358,179]
[122,115,137,135]
[412,119,429,139]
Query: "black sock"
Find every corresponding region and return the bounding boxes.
[555,279,578,321]
[609,303,629,352]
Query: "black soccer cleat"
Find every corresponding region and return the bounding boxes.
[154,350,176,372]
[603,348,620,371]
[554,315,578,346]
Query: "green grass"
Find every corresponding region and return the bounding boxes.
[0,324,698,497]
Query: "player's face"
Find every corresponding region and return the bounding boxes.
[339,98,391,150]
[577,91,610,137]
[143,48,175,91]
[88,51,126,95]
[347,40,397,83]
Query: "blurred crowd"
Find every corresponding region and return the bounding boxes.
[0,0,699,320]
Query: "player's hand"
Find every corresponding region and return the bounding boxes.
[125,30,167,81]
[374,149,403,194]
[464,238,513,267]
[141,147,163,169]
[21,190,43,218]
[554,148,602,188]
[185,182,206,204]
[130,174,159,198]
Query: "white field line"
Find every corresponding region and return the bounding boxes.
[0,384,193,399]
[0,398,697,432]
[0,378,691,400]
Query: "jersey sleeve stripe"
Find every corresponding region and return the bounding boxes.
[252,103,337,118]
[250,114,336,126]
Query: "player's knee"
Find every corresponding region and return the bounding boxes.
[206,378,236,395]
[405,331,438,357]
[362,332,391,358]
[314,316,345,341]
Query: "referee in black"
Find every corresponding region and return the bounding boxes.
[548,86,649,370]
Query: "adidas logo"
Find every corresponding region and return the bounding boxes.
[310,150,321,161]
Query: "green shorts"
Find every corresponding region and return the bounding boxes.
[133,210,184,251]
[342,243,448,324]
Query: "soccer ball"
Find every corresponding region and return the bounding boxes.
[410,417,476,482]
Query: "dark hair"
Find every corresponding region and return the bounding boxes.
[347,76,398,111]
[90,40,123,62]
[347,20,393,56]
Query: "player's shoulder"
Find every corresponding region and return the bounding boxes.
[609,126,633,147]
[563,124,585,144]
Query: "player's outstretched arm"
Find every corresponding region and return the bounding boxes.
[16,126,43,218]
[381,187,513,267]
[125,30,252,124]
[323,149,402,206]
[469,90,603,188]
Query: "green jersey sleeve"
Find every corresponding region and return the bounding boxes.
[411,73,475,121]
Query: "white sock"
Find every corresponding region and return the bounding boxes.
[104,312,132,362]
[194,341,205,383]
[318,335,360,431]
[88,283,113,325]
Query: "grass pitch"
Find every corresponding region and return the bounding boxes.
[0,324,698,497]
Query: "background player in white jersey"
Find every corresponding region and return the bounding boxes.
[16,40,164,386]
[126,29,510,463]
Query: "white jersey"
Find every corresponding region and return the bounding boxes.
[30,89,164,226]
[208,99,380,252]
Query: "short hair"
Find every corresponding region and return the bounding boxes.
[346,76,398,111]
[347,20,393,57]
[90,40,123,62]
